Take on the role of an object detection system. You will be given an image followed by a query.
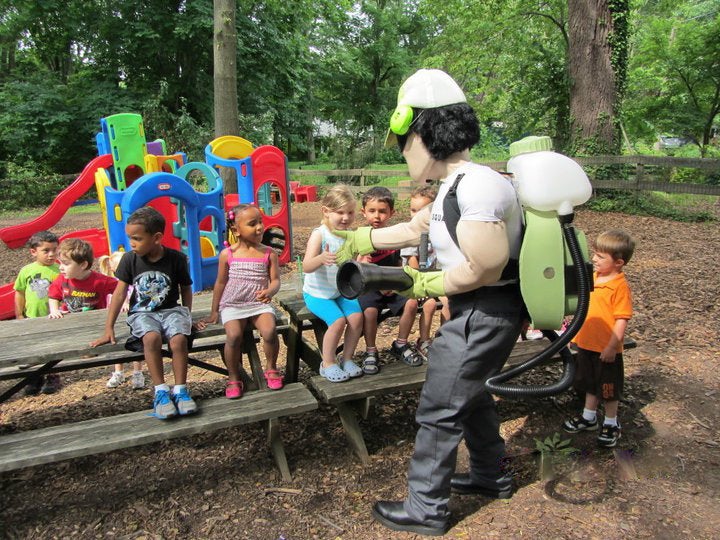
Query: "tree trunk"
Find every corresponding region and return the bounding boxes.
[568,0,625,154]
[213,0,239,194]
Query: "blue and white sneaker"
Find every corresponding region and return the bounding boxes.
[153,390,178,419]
[173,387,198,416]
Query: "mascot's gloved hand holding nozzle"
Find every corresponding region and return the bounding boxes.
[332,227,373,264]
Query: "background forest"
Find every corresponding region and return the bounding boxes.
[0,0,718,183]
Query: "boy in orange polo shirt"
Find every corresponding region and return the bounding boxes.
[563,230,635,448]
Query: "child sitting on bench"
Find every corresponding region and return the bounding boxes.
[91,207,199,420]
[201,203,283,398]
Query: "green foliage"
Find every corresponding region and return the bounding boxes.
[534,432,577,456]
[141,86,213,163]
[0,161,76,211]
[624,2,720,155]
[586,190,717,222]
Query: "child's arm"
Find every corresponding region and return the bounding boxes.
[600,318,629,362]
[407,254,420,270]
[14,290,25,319]
[181,284,193,311]
[90,281,129,346]
[48,298,64,319]
[303,229,334,273]
[257,250,281,303]
[201,249,230,325]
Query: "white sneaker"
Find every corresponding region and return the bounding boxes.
[106,371,125,388]
[526,329,544,340]
[131,371,145,390]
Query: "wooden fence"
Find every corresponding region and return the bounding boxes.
[289,155,720,197]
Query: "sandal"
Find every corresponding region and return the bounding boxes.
[341,359,363,378]
[362,352,380,375]
[263,369,284,390]
[225,380,243,399]
[319,363,350,383]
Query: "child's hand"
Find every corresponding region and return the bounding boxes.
[91,330,116,347]
[357,254,372,264]
[256,288,273,303]
[600,346,616,363]
[48,309,64,319]
[192,320,207,331]
[202,312,219,325]
[319,244,336,266]
[120,301,130,313]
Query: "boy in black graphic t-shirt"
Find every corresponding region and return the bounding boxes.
[91,207,198,420]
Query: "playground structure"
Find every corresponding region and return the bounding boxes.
[0,113,295,319]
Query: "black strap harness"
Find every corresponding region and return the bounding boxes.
[442,172,520,281]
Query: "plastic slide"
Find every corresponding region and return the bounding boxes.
[0,283,15,320]
[0,154,113,249]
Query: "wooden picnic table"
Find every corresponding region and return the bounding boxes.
[0,291,318,480]
[0,294,225,401]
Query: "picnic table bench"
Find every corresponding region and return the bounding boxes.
[0,294,318,480]
[274,287,637,463]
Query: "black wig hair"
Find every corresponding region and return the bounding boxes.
[408,103,480,161]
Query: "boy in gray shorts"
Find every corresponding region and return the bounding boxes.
[92,207,198,419]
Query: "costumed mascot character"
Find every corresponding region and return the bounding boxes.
[335,68,525,536]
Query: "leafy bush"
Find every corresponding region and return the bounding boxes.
[0,161,82,211]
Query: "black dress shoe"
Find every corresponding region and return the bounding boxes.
[371,500,449,537]
[450,473,514,499]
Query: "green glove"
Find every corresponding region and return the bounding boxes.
[399,267,446,299]
[333,227,374,264]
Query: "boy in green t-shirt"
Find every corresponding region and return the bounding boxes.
[13,230,60,394]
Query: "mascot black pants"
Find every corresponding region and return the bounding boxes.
[404,284,524,526]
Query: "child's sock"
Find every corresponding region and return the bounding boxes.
[172,384,187,395]
[603,416,618,427]
[395,338,408,347]
[366,346,377,354]
[582,408,597,422]
[154,383,170,393]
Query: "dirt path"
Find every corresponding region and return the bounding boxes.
[0,203,718,539]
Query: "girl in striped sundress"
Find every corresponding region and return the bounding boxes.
[203,204,282,398]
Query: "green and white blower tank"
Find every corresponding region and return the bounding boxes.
[485,136,594,398]
[509,136,592,330]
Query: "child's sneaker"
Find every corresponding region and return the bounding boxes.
[562,415,599,433]
[130,371,145,390]
[173,387,198,416]
[41,374,62,394]
[390,341,423,367]
[153,390,178,419]
[106,371,125,388]
[23,375,44,396]
[597,424,621,448]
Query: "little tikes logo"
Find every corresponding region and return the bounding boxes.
[158,183,171,191]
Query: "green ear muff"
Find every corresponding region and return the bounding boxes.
[390,105,414,135]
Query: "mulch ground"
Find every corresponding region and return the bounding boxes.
[0,201,719,539]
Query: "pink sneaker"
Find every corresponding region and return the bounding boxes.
[225,380,243,399]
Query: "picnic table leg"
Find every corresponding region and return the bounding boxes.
[283,315,301,384]
[244,333,265,390]
[266,418,292,481]
[0,360,61,403]
[336,402,370,465]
